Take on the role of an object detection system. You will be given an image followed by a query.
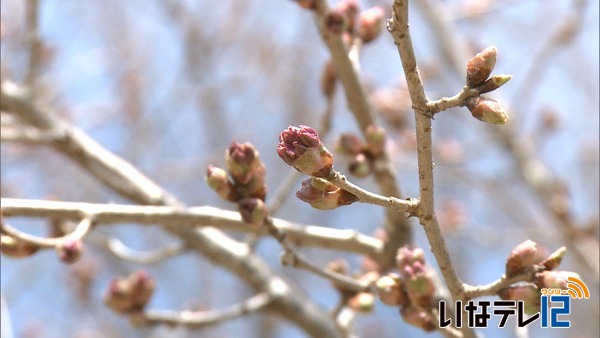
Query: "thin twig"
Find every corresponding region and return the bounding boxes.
[0,198,383,258]
[326,170,419,214]
[107,238,185,265]
[0,217,93,249]
[143,292,273,328]
[312,0,413,269]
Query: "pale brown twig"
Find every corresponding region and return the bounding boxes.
[143,292,273,328]
[1,198,383,259]
[0,216,93,249]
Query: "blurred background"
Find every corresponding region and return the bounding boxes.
[1,0,598,337]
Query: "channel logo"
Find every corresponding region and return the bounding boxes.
[565,276,590,299]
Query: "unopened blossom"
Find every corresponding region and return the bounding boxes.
[104,270,155,314]
[277,125,334,177]
[466,46,497,87]
[296,178,358,210]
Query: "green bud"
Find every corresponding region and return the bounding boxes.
[477,74,512,94]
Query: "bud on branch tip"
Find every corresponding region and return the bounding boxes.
[277,125,334,177]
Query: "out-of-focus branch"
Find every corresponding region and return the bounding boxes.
[142,292,273,328]
[0,81,343,337]
[1,217,93,249]
[1,126,63,144]
[311,0,412,270]
[25,0,42,88]
[0,198,382,259]
[107,238,185,265]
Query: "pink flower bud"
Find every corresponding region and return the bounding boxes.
[357,7,385,43]
[295,178,358,210]
[498,284,540,315]
[396,245,426,272]
[536,270,581,289]
[335,133,363,155]
[0,235,38,258]
[400,304,437,331]
[104,270,155,314]
[277,125,334,177]
[334,0,360,33]
[324,8,348,35]
[348,153,371,178]
[225,142,264,185]
[237,198,268,227]
[466,46,497,87]
[56,237,84,264]
[505,240,539,277]
[205,165,237,202]
[376,274,406,306]
[466,97,509,125]
[320,60,337,99]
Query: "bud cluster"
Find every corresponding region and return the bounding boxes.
[205,142,269,226]
[464,46,512,125]
[104,270,155,314]
[500,240,574,314]
[325,260,377,313]
[374,245,438,332]
[320,1,385,45]
[335,125,386,178]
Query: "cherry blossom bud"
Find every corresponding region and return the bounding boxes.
[477,74,512,94]
[56,237,83,264]
[505,240,539,277]
[348,153,371,178]
[225,142,263,185]
[498,284,540,315]
[237,198,268,227]
[293,0,317,10]
[205,165,236,202]
[536,270,581,289]
[334,0,360,33]
[296,178,358,210]
[396,245,426,272]
[376,274,406,306]
[104,270,155,314]
[320,60,337,99]
[324,8,347,34]
[335,133,363,155]
[400,304,437,331]
[348,292,375,313]
[403,262,437,308]
[364,124,386,157]
[357,7,384,43]
[0,235,38,258]
[277,125,334,177]
[466,46,497,87]
[466,97,509,125]
[540,246,566,271]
